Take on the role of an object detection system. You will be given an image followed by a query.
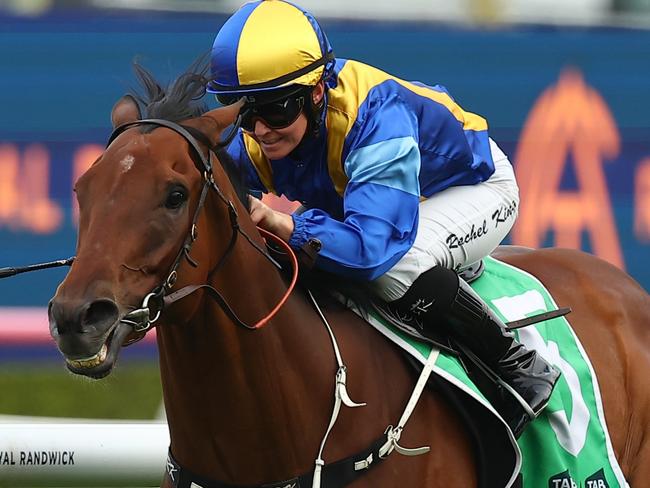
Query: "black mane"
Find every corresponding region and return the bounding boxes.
[132,57,209,123]
[130,58,250,210]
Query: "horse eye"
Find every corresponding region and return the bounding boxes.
[165,189,187,209]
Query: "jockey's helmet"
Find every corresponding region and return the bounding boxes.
[207,0,334,99]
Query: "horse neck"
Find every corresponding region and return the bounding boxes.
[158,192,337,481]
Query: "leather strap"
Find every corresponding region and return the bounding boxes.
[165,436,386,488]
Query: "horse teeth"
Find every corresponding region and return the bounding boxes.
[67,344,108,369]
[99,344,107,362]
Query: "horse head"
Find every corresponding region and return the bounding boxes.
[48,65,245,379]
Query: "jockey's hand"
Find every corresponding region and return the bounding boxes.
[248,195,294,242]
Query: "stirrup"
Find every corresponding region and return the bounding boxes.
[453,342,557,437]
[458,260,484,283]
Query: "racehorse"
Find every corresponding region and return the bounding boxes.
[48,64,650,487]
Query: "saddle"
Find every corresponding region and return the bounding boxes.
[295,257,571,442]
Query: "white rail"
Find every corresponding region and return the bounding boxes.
[0,420,168,487]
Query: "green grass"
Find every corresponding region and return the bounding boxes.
[0,361,163,419]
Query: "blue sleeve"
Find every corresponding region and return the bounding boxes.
[224,132,267,195]
[290,97,421,281]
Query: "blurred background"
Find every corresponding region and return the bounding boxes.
[0,0,648,422]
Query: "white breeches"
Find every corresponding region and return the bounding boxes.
[371,138,519,302]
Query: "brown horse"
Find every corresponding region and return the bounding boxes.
[48,67,650,487]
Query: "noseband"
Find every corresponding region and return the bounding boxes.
[106,118,298,340]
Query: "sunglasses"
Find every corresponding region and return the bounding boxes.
[218,90,307,132]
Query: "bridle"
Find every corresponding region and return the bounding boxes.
[106,117,298,342]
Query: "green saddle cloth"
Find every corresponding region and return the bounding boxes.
[344,256,628,488]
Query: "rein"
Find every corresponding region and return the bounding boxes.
[141,227,298,331]
[106,118,298,337]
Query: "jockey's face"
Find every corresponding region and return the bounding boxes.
[250,112,308,160]
[247,81,325,160]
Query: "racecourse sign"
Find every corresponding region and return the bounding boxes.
[0,450,75,466]
[0,422,168,486]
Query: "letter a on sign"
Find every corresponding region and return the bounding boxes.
[512,69,624,269]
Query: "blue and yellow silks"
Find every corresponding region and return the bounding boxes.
[226,58,496,281]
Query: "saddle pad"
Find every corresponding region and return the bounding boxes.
[342,256,628,488]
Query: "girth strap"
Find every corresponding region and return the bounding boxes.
[166,436,387,488]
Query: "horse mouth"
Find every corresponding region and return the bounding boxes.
[64,321,134,379]
[67,343,108,369]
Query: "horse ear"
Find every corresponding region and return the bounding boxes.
[111,95,142,128]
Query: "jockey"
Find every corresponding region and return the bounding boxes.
[207,0,559,436]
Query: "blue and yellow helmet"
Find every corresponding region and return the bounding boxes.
[207,0,335,96]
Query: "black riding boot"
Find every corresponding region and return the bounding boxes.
[391,265,560,437]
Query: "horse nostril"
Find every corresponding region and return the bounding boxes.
[49,299,78,335]
[82,299,119,332]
